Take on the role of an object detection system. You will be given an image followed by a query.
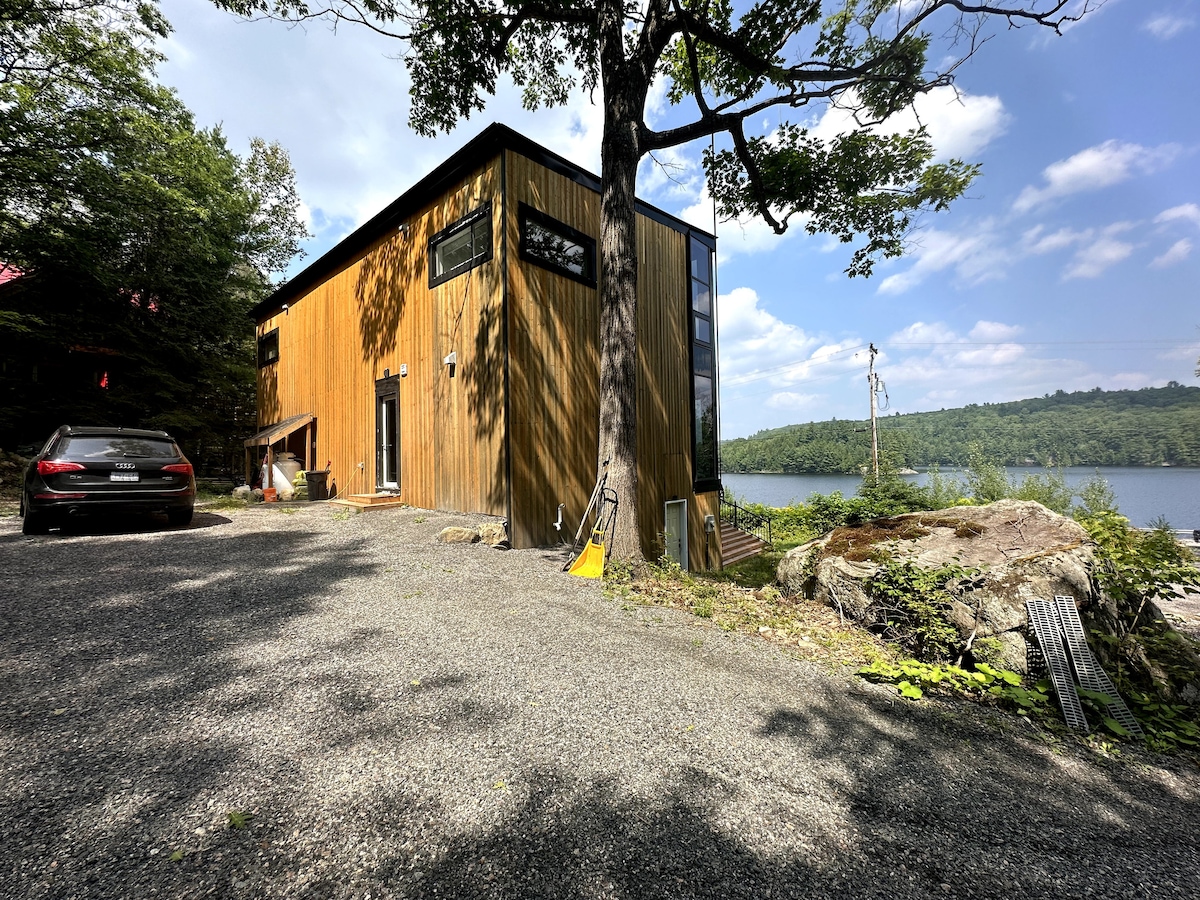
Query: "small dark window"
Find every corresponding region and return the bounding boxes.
[258,328,279,368]
[519,203,597,287]
[429,204,492,287]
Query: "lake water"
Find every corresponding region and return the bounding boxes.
[721,467,1200,530]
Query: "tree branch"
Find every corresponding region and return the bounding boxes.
[727,118,783,234]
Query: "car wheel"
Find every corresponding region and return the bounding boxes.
[167,507,194,527]
[22,508,50,535]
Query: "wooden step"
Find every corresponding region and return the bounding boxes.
[330,493,407,511]
[720,523,770,567]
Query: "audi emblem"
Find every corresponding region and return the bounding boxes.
[115,462,136,470]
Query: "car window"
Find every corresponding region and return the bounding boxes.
[59,436,179,459]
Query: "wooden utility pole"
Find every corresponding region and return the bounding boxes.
[868,343,880,479]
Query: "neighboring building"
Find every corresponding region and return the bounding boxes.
[249,123,732,568]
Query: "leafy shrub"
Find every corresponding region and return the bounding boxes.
[865,559,974,661]
[1074,473,1118,518]
[1080,511,1200,610]
[856,474,938,516]
[1010,471,1074,515]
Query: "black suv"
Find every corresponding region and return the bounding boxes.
[21,426,196,534]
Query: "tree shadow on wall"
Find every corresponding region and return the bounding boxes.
[355,231,412,365]
[464,300,510,513]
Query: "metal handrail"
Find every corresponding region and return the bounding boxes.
[719,489,773,547]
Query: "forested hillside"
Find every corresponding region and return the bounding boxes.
[720,385,1200,474]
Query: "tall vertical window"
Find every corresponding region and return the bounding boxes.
[690,236,719,488]
[429,203,492,287]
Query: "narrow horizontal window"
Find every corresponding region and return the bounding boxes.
[258,328,279,368]
[429,204,492,287]
[519,203,596,287]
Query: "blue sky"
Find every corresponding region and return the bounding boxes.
[158,0,1199,438]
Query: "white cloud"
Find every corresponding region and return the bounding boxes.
[871,319,1132,415]
[764,392,821,411]
[876,226,1006,294]
[638,146,701,200]
[716,286,869,429]
[1143,15,1195,39]
[969,321,1024,342]
[1013,140,1181,213]
[1062,223,1137,279]
[1020,225,1088,255]
[717,287,821,381]
[676,186,803,261]
[808,86,1010,162]
[1155,203,1200,228]
[888,321,959,346]
[1151,239,1192,269]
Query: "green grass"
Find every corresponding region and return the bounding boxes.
[706,536,810,589]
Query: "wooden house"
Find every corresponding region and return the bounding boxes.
[248,123,745,569]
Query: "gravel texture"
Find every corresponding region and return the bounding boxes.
[2,503,1198,899]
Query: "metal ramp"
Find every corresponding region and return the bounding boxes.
[1025,597,1145,737]
[1026,598,1089,731]
[1054,596,1145,738]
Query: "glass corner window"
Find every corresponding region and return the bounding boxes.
[689,236,717,484]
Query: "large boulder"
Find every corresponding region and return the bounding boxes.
[777,500,1094,673]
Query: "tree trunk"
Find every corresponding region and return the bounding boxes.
[597,8,648,564]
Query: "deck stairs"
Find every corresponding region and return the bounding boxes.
[720,522,771,567]
[719,490,774,568]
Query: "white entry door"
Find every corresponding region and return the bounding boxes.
[664,499,688,570]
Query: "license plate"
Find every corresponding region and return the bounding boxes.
[110,472,139,482]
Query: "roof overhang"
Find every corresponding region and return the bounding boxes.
[244,413,314,448]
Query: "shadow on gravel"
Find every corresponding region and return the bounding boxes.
[355,706,1200,900]
[3,515,1198,899]
[0,510,231,542]
[0,519,381,897]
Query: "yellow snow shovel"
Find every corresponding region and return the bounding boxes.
[568,528,607,578]
[567,487,617,579]
[563,461,608,573]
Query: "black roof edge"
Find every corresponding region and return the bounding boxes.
[251,122,717,322]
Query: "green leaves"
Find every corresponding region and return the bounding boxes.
[858,657,1049,715]
[1,1,309,456]
[704,124,977,278]
[866,559,973,661]
[227,809,255,829]
[1080,511,1200,609]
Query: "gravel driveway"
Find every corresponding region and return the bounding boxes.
[2,503,1198,899]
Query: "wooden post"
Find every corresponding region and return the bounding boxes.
[868,343,879,480]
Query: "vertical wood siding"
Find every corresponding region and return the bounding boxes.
[505,151,716,564]
[256,160,506,517]
[504,152,602,550]
[258,147,718,567]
